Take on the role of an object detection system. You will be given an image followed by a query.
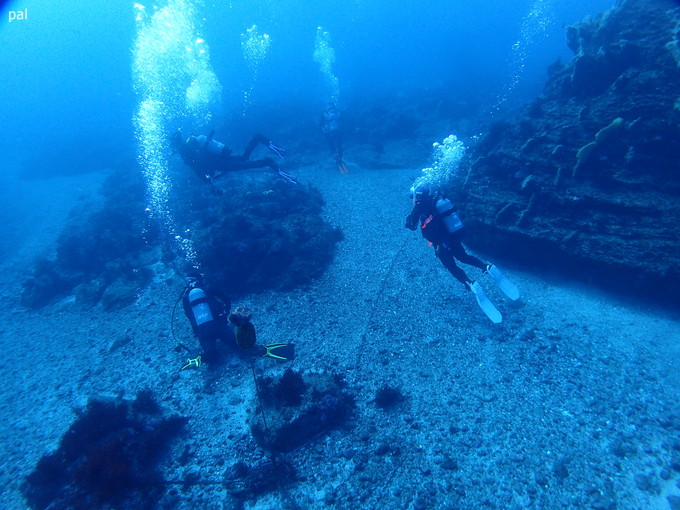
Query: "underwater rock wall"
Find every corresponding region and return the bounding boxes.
[20,169,159,310]
[455,0,680,302]
[186,175,343,297]
[20,168,342,309]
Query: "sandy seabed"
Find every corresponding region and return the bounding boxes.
[1,160,679,510]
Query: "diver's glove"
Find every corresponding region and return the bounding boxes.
[276,169,298,184]
[405,214,418,231]
[268,141,286,159]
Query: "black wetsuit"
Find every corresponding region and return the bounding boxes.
[178,133,278,183]
[406,196,487,287]
[182,284,235,364]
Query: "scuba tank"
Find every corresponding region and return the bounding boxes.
[187,288,214,326]
[435,197,464,233]
[195,133,225,155]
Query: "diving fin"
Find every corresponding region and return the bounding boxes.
[337,159,348,174]
[262,343,295,361]
[487,265,520,301]
[276,169,298,184]
[469,281,502,324]
[268,141,286,159]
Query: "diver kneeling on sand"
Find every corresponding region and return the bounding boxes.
[172,130,298,195]
[405,183,519,323]
[177,271,294,370]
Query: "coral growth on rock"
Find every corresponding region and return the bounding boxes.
[21,168,158,309]
[374,385,406,410]
[186,174,343,297]
[22,391,186,510]
[224,458,298,500]
[251,370,355,452]
[455,0,680,302]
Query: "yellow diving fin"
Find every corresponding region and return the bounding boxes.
[262,343,295,361]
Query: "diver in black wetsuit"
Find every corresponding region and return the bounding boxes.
[182,271,235,365]
[321,103,347,173]
[172,131,297,193]
[180,271,295,367]
[405,183,489,290]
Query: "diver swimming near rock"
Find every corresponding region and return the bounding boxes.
[405,183,519,323]
[172,130,297,195]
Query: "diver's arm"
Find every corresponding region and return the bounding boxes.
[207,286,231,316]
[405,212,418,230]
[405,202,425,230]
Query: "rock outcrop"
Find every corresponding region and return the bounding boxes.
[455,0,680,303]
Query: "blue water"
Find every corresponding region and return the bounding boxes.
[0,0,613,262]
[0,0,611,153]
[16,2,680,509]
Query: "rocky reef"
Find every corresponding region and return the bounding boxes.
[251,369,355,453]
[186,174,343,297]
[22,391,186,510]
[21,168,158,310]
[21,166,342,309]
[454,0,680,303]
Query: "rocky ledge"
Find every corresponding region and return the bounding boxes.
[454,0,680,304]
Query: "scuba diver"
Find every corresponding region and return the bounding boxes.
[405,183,519,323]
[181,270,234,366]
[321,103,347,174]
[172,131,298,194]
[178,271,294,369]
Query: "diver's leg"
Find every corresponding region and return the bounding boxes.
[198,335,218,364]
[449,234,487,270]
[230,158,278,171]
[333,132,344,160]
[236,134,269,161]
[436,247,471,286]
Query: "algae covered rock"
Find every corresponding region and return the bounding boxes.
[250,369,355,452]
[189,175,343,296]
[455,0,680,303]
[22,392,186,510]
[21,168,158,309]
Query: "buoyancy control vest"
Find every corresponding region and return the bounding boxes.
[435,197,463,233]
[187,288,214,326]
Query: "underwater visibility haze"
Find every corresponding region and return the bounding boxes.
[2,0,680,509]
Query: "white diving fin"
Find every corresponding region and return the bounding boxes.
[469,281,502,324]
[487,265,520,301]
